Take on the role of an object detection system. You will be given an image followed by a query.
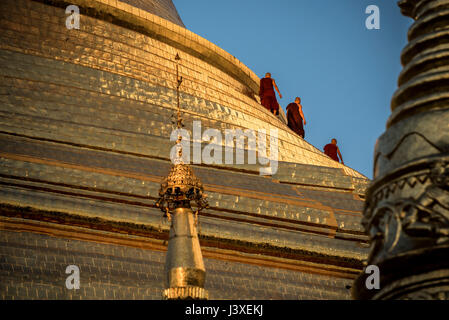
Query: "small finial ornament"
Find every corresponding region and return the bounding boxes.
[155,53,208,216]
[155,54,209,300]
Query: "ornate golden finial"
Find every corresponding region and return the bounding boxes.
[155,162,208,214]
[156,53,208,215]
[156,53,208,300]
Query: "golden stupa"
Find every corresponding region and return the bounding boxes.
[0,0,370,299]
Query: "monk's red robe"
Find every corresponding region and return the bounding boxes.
[286,103,305,138]
[259,77,279,114]
[324,143,339,162]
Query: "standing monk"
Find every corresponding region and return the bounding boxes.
[259,72,282,115]
[324,139,344,164]
[286,97,306,138]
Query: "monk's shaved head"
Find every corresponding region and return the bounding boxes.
[295,97,301,103]
[331,138,337,144]
[265,72,271,78]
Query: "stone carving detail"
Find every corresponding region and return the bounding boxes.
[401,290,449,300]
[365,161,449,255]
[383,132,443,160]
[402,161,449,241]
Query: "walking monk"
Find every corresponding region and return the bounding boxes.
[259,72,282,115]
[324,139,344,164]
[286,97,306,138]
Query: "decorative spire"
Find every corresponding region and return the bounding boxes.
[353,0,449,300]
[156,53,209,300]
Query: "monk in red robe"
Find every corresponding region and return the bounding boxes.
[286,97,306,138]
[324,138,344,164]
[259,72,282,115]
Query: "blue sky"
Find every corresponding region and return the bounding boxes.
[173,0,413,178]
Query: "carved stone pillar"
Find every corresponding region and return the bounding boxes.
[353,0,449,300]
